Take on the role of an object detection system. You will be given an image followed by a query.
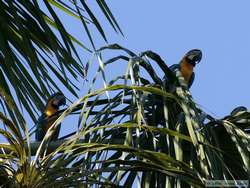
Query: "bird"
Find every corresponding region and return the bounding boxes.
[170,49,202,88]
[35,92,66,141]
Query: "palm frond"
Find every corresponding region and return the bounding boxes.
[0,0,122,126]
[0,45,249,187]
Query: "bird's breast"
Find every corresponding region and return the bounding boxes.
[180,62,194,83]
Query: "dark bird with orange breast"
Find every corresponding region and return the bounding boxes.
[35,93,66,141]
[170,49,202,88]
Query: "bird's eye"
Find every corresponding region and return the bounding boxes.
[185,49,202,66]
[188,56,201,66]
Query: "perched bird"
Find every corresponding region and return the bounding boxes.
[170,49,202,88]
[35,92,66,141]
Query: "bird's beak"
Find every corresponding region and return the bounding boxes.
[185,49,202,67]
[52,95,66,107]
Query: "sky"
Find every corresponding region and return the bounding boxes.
[40,0,250,143]
[0,1,248,132]
[1,0,250,159]
[103,0,250,118]
[0,1,249,186]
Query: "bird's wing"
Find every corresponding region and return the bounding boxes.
[188,72,195,88]
[35,114,47,141]
[163,64,179,80]
[35,114,61,141]
[162,64,180,89]
[169,64,180,71]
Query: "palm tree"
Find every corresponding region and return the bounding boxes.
[0,1,249,187]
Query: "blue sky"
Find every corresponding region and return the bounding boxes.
[11,2,250,187]
[103,1,250,118]
[0,2,249,187]
[23,0,250,139]
[58,0,250,119]
[1,0,249,149]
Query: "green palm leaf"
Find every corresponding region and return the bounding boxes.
[0,0,122,126]
[0,1,249,187]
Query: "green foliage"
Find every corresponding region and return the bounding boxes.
[0,1,249,187]
[0,0,122,127]
[1,45,249,187]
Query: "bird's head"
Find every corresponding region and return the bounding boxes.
[184,49,202,67]
[48,92,66,110]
